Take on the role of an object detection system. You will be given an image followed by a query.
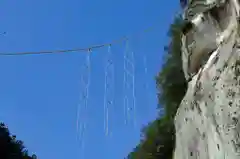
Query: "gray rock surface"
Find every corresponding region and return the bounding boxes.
[174,0,240,158]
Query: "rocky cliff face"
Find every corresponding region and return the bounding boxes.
[174,0,240,158]
[174,37,240,158]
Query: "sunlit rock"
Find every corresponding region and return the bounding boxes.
[174,0,240,158]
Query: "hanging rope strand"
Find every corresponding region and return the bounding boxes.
[103,45,114,136]
[123,40,130,124]
[103,58,107,135]
[76,57,86,146]
[103,48,108,135]
[76,50,91,158]
[123,40,136,127]
[83,50,91,150]
[131,51,136,128]
[143,55,150,114]
[110,45,115,136]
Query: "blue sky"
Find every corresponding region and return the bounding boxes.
[0,1,179,159]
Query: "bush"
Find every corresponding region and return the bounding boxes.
[0,122,36,159]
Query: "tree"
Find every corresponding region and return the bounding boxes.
[0,122,37,159]
[127,15,187,159]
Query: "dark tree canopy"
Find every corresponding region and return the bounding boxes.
[0,122,36,159]
[127,15,187,159]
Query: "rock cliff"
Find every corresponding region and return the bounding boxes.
[174,0,240,158]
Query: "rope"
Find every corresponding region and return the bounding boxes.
[0,24,157,56]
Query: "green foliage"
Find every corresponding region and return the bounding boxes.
[156,15,187,120]
[127,15,188,159]
[0,122,37,159]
